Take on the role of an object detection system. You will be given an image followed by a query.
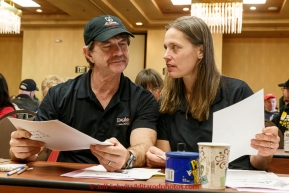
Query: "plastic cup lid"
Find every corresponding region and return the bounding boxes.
[166,151,199,158]
[197,142,231,147]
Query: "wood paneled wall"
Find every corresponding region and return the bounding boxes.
[0,35,23,96]
[0,28,145,100]
[222,38,289,107]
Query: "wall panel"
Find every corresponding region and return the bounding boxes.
[0,35,23,95]
[223,38,289,107]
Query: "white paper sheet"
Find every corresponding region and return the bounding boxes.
[213,89,264,162]
[0,164,27,172]
[8,118,112,151]
[226,170,289,191]
[61,165,164,180]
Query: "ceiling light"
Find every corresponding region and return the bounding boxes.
[171,0,191,5]
[0,0,22,34]
[36,9,42,12]
[243,0,266,4]
[183,7,189,11]
[250,6,257,10]
[11,0,40,7]
[191,2,243,34]
[136,22,142,26]
[268,7,278,11]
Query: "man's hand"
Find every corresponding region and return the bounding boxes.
[90,137,129,172]
[10,129,44,161]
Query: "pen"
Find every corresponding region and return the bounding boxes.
[17,165,29,175]
[7,166,25,176]
[156,154,166,160]
[114,170,128,174]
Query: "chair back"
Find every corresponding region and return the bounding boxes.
[0,110,36,159]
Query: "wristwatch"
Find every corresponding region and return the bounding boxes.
[125,150,136,169]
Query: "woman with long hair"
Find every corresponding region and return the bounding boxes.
[146,16,280,171]
[0,73,15,118]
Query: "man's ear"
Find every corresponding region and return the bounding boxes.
[83,46,94,63]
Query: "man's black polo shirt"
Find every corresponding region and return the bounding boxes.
[157,76,259,170]
[35,70,158,163]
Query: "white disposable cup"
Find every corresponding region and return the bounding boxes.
[197,142,231,189]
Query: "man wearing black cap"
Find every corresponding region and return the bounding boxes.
[12,79,39,112]
[277,79,289,110]
[10,15,158,172]
[272,79,289,135]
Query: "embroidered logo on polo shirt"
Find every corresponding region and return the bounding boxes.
[116,117,130,125]
[105,16,119,27]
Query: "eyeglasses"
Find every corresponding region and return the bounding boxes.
[281,87,288,91]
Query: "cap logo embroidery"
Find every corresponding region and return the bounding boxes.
[20,84,28,90]
[105,16,119,27]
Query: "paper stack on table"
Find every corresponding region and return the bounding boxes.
[226,169,289,192]
[61,165,164,180]
[0,164,27,172]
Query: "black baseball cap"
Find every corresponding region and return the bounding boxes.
[278,79,289,88]
[83,15,134,45]
[19,79,39,91]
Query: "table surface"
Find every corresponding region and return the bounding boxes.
[0,161,288,193]
[0,161,244,193]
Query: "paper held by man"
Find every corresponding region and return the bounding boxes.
[7,118,112,151]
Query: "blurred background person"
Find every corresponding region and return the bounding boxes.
[264,93,278,121]
[273,79,289,135]
[40,74,63,162]
[41,75,63,98]
[135,68,163,101]
[12,79,39,112]
[278,79,289,109]
[279,96,285,110]
[0,73,16,118]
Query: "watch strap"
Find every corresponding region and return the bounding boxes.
[125,150,136,169]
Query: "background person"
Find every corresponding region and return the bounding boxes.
[278,80,289,110]
[146,16,279,171]
[272,79,289,135]
[41,74,64,161]
[12,79,39,112]
[0,73,16,118]
[9,15,158,172]
[41,75,63,99]
[135,68,163,101]
[264,93,278,121]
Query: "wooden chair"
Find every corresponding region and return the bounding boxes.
[0,110,50,160]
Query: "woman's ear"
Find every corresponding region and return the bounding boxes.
[197,45,204,59]
[83,46,94,63]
